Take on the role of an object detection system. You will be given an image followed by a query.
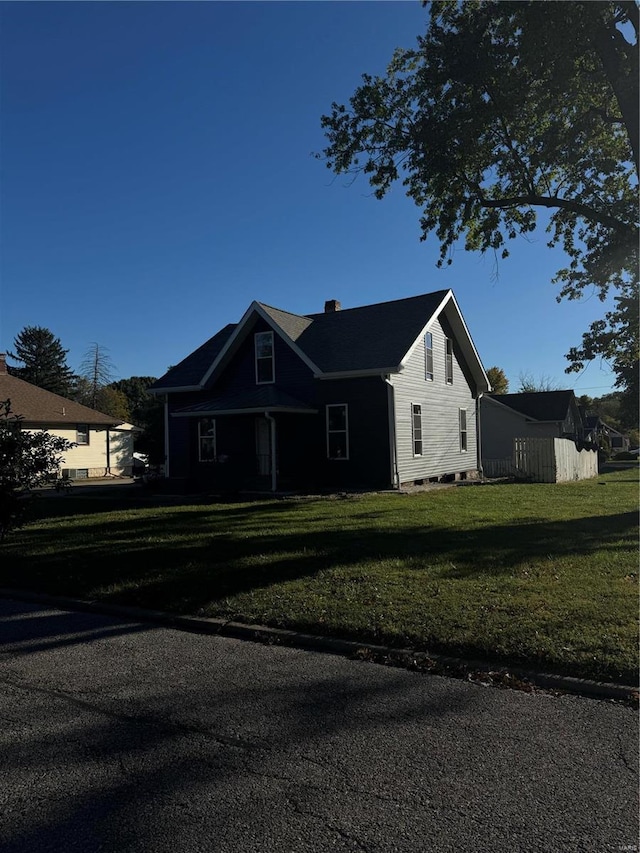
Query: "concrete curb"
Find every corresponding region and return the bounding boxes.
[2,588,637,703]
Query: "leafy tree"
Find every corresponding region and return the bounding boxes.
[77,343,116,410]
[486,366,509,394]
[0,399,73,542]
[320,1,638,399]
[517,372,560,393]
[8,326,76,397]
[109,377,164,463]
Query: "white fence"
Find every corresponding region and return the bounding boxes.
[514,437,597,482]
[485,438,598,482]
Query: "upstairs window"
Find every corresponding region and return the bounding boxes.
[425,332,434,381]
[459,408,468,452]
[445,338,453,385]
[198,418,216,462]
[327,404,349,460]
[255,331,275,384]
[76,424,89,445]
[412,404,423,456]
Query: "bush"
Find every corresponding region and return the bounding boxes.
[0,399,74,541]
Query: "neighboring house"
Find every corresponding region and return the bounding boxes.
[0,354,137,478]
[582,414,630,452]
[150,290,490,493]
[481,390,586,468]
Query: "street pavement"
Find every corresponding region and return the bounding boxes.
[0,597,637,853]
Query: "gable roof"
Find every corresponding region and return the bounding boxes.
[0,368,122,427]
[151,289,489,392]
[487,391,578,422]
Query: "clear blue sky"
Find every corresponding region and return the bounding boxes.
[0,1,618,396]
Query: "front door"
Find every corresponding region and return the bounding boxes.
[255,417,271,475]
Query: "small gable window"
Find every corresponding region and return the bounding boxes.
[327,404,349,460]
[445,338,453,385]
[459,408,468,452]
[255,331,275,384]
[76,424,89,445]
[198,418,216,462]
[412,404,423,456]
[425,332,433,381]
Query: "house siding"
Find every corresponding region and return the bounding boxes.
[24,425,134,477]
[313,377,391,489]
[391,315,478,483]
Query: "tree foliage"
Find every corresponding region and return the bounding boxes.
[0,399,73,541]
[517,372,561,393]
[8,326,76,397]
[320,1,638,394]
[486,366,509,394]
[109,377,164,463]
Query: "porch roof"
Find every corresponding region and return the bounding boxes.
[172,386,317,417]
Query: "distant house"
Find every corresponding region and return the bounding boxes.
[150,290,490,493]
[481,390,586,470]
[582,414,630,452]
[0,353,136,478]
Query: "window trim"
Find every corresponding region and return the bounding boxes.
[255,330,275,385]
[326,403,349,461]
[198,418,217,463]
[445,338,453,385]
[411,403,423,457]
[459,408,468,452]
[76,424,89,445]
[425,332,434,381]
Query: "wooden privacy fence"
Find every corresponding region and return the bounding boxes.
[513,437,597,482]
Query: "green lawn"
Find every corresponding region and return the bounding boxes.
[2,470,638,683]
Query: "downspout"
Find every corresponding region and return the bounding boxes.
[265,411,277,492]
[164,396,170,478]
[476,393,484,480]
[106,429,111,475]
[384,377,399,489]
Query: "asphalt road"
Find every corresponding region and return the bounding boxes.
[0,598,637,853]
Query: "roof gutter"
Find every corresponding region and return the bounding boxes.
[315,365,402,380]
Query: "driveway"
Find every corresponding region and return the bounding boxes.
[0,598,637,853]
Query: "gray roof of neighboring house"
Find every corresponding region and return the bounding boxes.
[153,291,455,390]
[488,391,577,422]
[0,370,122,426]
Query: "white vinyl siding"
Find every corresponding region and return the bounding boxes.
[24,425,135,478]
[390,316,477,483]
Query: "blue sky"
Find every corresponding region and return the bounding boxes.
[0,1,618,395]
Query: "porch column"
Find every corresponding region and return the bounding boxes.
[265,411,277,492]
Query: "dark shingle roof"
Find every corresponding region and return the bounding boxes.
[489,391,576,422]
[153,289,466,390]
[0,372,122,426]
[262,291,448,374]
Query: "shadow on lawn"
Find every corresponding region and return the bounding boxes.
[5,499,637,613]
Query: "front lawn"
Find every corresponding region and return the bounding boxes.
[2,471,638,683]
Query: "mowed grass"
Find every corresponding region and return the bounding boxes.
[2,470,638,683]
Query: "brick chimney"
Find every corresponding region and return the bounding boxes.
[0,353,7,374]
[324,299,341,313]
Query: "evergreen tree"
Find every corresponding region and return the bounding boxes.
[8,326,76,396]
[486,366,509,394]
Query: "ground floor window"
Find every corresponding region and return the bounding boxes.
[327,404,349,460]
[412,404,423,456]
[198,418,217,462]
[459,408,467,452]
[76,424,89,445]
